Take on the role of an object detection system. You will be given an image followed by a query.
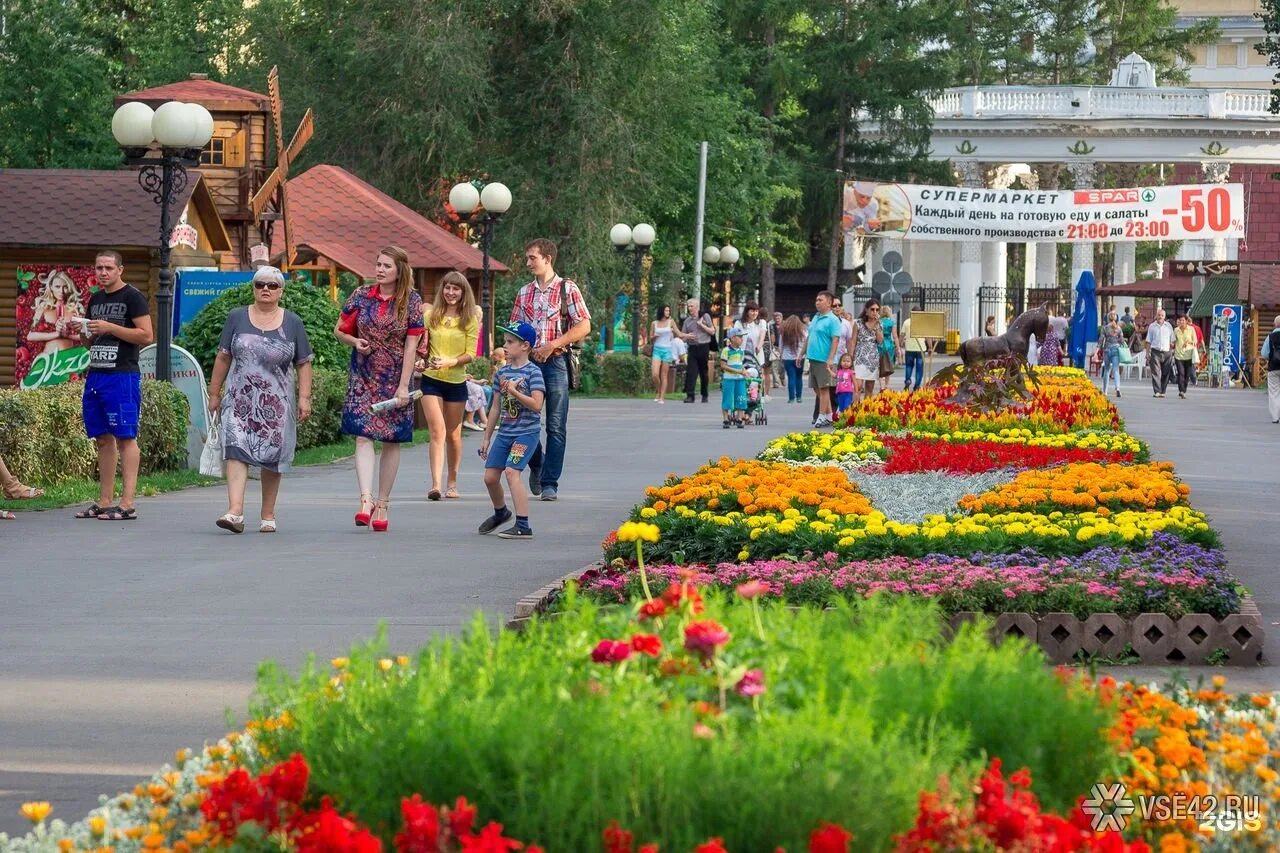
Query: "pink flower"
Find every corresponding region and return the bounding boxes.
[683,620,731,659]
[590,640,633,665]
[735,580,772,599]
[735,669,766,697]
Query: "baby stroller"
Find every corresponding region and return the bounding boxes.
[742,352,768,426]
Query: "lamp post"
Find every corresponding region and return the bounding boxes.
[703,243,740,336]
[449,181,512,356]
[111,100,215,382]
[610,223,656,356]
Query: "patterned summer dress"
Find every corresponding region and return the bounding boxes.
[340,286,424,443]
[1038,325,1062,367]
[853,321,879,380]
[218,307,314,473]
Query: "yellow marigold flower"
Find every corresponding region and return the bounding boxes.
[378,658,394,671]
[89,816,107,837]
[59,839,75,853]
[737,550,750,561]
[396,655,410,667]
[330,657,348,669]
[20,802,52,824]
[640,507,658,518]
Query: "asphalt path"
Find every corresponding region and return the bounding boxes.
[3,376,1277,836]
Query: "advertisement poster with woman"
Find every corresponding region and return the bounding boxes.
[15,265,95,389]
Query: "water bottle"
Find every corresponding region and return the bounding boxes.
[371,389,423,413]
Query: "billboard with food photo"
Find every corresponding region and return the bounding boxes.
[15,265,95,389]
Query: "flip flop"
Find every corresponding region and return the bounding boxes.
[0,510,15,520]
[99,506,137,521]
[74,503,107,519]
[5,486,43,499]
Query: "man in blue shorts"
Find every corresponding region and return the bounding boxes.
[72,250,154,521]
[478,321,545,539]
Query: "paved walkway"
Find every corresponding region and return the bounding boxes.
[2,376,1277,835]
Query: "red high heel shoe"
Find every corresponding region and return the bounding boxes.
[354,492,374,527]
[371,499,389,533]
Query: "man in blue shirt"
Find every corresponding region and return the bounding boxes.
[804,290,842,427]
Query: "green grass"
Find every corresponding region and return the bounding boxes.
[0,469,219,512]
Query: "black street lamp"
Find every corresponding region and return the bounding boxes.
[703,243,740,335]
[449,181,512,357]
[610,223,656,356]
[111,100,215,382]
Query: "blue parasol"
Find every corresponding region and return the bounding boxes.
[1069,270,1098,369]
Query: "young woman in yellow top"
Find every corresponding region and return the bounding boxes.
[417,271,478,499]
[1173,315,1200,399]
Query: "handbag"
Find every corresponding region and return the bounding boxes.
[559,277,583,391]
[199,411,224,478]
[1118,346,1135,365]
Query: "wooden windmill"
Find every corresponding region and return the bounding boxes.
[250,66,313,270]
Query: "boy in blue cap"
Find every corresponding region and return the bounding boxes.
[479,321,545,539]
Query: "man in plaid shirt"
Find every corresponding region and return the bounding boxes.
[508,238,592,501]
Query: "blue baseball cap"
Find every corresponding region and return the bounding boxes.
[498,321,538,348]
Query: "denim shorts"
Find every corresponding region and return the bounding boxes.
[83,372,141,439]
[485,428,541,471]
[420,374,468,403]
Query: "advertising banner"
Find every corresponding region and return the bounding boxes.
[1211,304,1243,372]
[175,269,254,335]
[15,265,94,390]
[843,181,1245,244]
[139,344,209,470]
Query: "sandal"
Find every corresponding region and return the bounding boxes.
[0,510,15,520]
[427,488,442,501]
[5,485,43,500]
[75,503,107,519]
[216,512,245,534]
[371,499,389,533]
[445,486,460,499]
[355,492,374,527]
[259,518,277,533]
[99,506,138,521]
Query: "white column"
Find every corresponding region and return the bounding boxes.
[954,160,984,341]
[1023,242,1037,312]
[1112,241,1137,316]
[1201,160,1232,261]
[1035,243,1057,292]
[1067,161,1097,290]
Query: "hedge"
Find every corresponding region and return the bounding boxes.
[598,352,653,395]
[0,381,189,484]
[295,368,348,451]
[178,283,346,379]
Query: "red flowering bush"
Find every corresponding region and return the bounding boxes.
[880,435,1133,475]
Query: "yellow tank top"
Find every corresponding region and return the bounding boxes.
[423,314,478,384]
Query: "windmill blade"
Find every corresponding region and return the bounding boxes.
[281,180,294,268]
[250,168,282,219]
[267,66,286,169]
[286,109,314,164]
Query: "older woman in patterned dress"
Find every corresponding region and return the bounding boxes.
[208,266,314,534]
[334,245,424,532]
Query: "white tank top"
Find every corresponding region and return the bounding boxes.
[653,322,675,347]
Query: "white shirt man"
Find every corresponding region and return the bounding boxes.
[1146,311,1175,397]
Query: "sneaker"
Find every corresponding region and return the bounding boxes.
[1115,390,1121,398]
[762,395,772,402]
[723,419,731,429]
[478,507,512,534]
[497,524,533,539]
[540,487,558,501]
[1178,392,1185,399]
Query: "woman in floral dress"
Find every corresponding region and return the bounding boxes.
[852,298,884,402]
[208,266,314,534]
[334,245,424,532]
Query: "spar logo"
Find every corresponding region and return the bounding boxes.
[1073,189,1140,205]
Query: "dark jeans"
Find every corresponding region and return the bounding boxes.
[812,387,838,421]
[1149,349,1173,395]
[1175,357,1194,394]
[783,359,803,401]
[904,351,924,390]
[685,342,710,400]
[528,354,570,488]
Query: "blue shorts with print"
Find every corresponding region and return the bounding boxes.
[83,372,141,439]
[485,428,541,472]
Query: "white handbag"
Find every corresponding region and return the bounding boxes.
[199,411,224,478]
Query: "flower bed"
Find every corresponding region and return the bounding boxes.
[957,462,1188,515]
[847,382,1120,435]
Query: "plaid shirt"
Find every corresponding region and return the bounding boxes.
[509,276,590,348]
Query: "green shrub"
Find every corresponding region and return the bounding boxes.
[465,356,492,380]
[0,380,189,483]
[178,284,346,379]
[296,368,348,451]
[599,352,651,395]
[250,594,1115,851]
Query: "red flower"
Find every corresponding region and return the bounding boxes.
[630,634,663,657]
[603,820,633,853]
[694,839,728,853]
[458,821,523,852]
[637,846,659,853]
[290,797,383,853]
[734,669,766,697]
[446,796,478,840]
[394,794,441,853]
[262,752,310,809]
[201,767,268,836]
[638,599,668,621]
[808,822,853,853]
[661,582,704,615]
[591,640,634,665]
[735,580,772,599]
[683,620,731,659]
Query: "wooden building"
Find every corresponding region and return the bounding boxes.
[0,169,231,387]
[1242,265,1280,385]
[115,76,271,268]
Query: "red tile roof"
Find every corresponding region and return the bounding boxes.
[1242,264,1280,308]
[0,169,230,250]
[116,79,270,111]
[1095,277,1193,298]
[271,165,508,279]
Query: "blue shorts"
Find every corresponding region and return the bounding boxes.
[652,346,674,365]
[485,429,540,472]
[83,372,141,439]
[721,376,746,411]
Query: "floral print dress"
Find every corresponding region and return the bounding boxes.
[853,321,879,380]
[218,308,314,473]
[339,287,424,443]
